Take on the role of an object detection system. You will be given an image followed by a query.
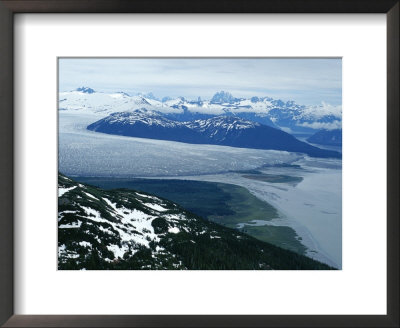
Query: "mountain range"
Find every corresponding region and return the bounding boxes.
[59,87,342,135]
[58,173,333,270]
[87,110,341,158]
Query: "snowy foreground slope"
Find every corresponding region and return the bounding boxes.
[58,173,333,270]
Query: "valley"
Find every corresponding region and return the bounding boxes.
[58,88,342,270]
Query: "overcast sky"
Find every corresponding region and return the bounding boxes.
[59,58,341,106]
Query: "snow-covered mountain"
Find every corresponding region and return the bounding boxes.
[87,110,341,158]
[59,88,342,134]
[58,173,333,270]
[59,87,166,114]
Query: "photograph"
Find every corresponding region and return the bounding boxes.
[58,58,342,270]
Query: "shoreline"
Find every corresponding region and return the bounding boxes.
[142,168,341,269]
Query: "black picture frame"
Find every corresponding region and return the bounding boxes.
[0,1,398,327]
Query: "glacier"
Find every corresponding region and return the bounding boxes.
[59,111,342,268]
[59,112,303,177]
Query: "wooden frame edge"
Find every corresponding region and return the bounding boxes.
[2,314,400,328]
[386,2,400,326]
[0,1,398,327]
[0,0,398,13]
[0,0,14,327]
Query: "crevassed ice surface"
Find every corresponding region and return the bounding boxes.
[59,112,302,177]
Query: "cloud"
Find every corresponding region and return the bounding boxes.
[58,58,342,106]
[303,102,342,118]
[297,120,342,130]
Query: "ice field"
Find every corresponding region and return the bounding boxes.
[59,112,303,177]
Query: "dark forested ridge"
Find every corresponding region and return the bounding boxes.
[58,173,334,270]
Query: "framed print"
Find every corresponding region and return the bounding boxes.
[0,1,398,327]
[57,57,342,272]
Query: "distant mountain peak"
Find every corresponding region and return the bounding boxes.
[137,92,159,101]
[116,91,130,97]
[133,96,152,106]
[161,96,172,102]
[75,86,95,94]
[211,91,236,104]
[144,92,159,101]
